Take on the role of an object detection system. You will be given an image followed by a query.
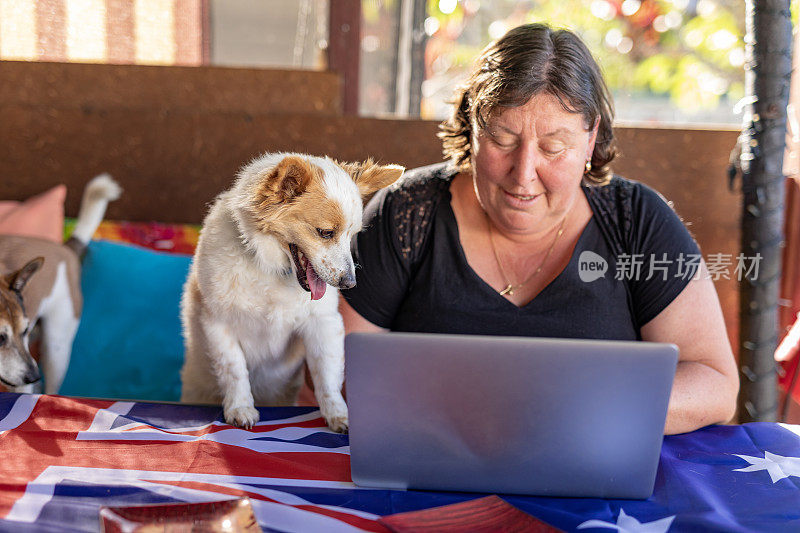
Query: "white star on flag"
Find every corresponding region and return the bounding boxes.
[733,451,800,483]
[577,508,675,533]
[778,423,800,439]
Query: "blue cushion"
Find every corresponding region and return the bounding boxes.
[60,240,191,401]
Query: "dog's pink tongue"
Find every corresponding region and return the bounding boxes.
[307,263,327,300]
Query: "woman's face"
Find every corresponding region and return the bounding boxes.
[471,92,598,237]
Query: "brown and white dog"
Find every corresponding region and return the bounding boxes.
[0,175,121,393]
[179,152,403,431]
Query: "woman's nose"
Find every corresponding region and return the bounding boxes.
[511,141,540,185]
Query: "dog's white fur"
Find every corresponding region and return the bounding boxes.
[0,174,121,393]
[179,152,403,431]
[32,261,77,393]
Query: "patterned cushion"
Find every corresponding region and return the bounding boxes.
[65,219,200,254]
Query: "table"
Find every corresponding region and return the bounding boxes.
[0,392,798,532]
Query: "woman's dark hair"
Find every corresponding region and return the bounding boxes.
[438,23,617,185]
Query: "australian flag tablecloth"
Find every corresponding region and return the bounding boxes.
[0,392,798,532]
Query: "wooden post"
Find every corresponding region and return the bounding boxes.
[737,0,793,422]
[328,0,361,115]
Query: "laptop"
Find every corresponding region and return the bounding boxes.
[345,332,678,499]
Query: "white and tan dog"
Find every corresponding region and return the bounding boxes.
[0,175,121,393]
[180,152,403,431]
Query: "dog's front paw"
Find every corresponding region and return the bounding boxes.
[224,405,260,429]
[326,412,349,433]
[319,398,349,433]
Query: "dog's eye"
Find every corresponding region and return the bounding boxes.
[0,333,6,347]
[316,228,335,240]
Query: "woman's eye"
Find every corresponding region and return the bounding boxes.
[542,146,565,155]
[316,228,335,239]
[484,129,514,147]
[491,136,516,149]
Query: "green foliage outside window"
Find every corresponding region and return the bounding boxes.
[419,0,799,121]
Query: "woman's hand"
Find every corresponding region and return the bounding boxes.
[640,261,739,434]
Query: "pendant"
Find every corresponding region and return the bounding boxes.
[499,284,514,296]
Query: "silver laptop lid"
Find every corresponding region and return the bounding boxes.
[345,332,678,499]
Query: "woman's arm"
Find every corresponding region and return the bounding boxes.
[640,261,739,434]
[339,296,387,334]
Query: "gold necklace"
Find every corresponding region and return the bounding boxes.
[486,214,566,296]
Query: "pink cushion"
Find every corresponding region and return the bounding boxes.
[0,185,66,242]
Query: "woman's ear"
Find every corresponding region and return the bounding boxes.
[585,118,600,161]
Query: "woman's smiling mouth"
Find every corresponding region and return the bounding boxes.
[503,189,541,202]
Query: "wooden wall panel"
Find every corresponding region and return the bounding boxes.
[0,106,441,222]
[0,110,737,249]
[0,60,341,114]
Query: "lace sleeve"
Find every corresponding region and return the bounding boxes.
[390,165,454,264]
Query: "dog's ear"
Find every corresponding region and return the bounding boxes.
[256,155,314,207]
[5,257,44,293]
[344,159,405,202]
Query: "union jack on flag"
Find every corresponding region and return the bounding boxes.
[0,393,388,532]
[1,392,800,532]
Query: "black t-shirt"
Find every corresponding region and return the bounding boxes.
[343,163,701,340]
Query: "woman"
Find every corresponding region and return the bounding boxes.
[340,23,738,434]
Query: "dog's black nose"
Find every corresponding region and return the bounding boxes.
[338,272,356,289]
[23,365,41,385]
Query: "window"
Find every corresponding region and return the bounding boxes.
[361,0,751,124]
